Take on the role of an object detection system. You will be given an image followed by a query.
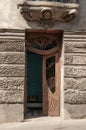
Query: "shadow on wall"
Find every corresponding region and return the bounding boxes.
[28,0,78,3]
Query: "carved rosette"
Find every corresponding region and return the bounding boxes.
[18,1,79,28]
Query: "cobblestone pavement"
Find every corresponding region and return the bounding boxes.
[0,117,86,130]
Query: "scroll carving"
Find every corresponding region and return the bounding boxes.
[18,0,79,28]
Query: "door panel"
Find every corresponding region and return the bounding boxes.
[43,53,60,116]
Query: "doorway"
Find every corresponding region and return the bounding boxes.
[27,52,43,116]
[25,30,63,117]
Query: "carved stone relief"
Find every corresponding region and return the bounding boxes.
[18,0,79,28]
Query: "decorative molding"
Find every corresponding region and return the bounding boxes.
[18,1,79,28]
[26,32,62,54]
[0,29,25,40]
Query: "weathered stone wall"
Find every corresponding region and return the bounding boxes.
[64,31,86,119]
[0,29,25,122]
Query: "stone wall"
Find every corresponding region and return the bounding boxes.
[64,31,86,119]
[0,29,86,121]
[0,29,25,122]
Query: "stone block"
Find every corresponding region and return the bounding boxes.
[0,52,25,64]
[64,103,86,119]
[64,78,86,91]
[64,89,86,104]
[0,65,25,77]
[0,41,25,52]
[0,77,7,89]
[64,54,86,65]
[64,66,86,78]
[64,42,86,53]
[0,104,24,122]
[0,90,24,103]
[0,90,5,103]
[0,77,24,90]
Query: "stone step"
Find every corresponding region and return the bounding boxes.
[27,108,42,116]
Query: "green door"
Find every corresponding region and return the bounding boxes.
[27,52,42,104]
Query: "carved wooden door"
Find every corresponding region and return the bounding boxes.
[43,53,60,116]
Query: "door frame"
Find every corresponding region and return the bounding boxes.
[25,30,63,117]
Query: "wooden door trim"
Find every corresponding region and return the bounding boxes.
[26,46,59,55]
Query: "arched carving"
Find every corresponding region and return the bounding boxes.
[27,46,59,55]
[26,32,62,55]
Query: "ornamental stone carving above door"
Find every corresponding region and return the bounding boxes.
[18,0,79,28]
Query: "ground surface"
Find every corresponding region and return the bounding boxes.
[0,117,86,130]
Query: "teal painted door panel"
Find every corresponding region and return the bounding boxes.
[27,52,42,102]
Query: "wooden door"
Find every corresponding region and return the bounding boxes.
[43,53,60,116]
